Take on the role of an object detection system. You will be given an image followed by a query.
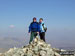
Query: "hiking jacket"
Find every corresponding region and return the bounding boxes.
[39,21,46,33]
[29,22,40,33]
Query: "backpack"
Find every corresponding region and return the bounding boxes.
[42,23,47,32]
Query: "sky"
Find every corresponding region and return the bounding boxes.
[0,0,75,48]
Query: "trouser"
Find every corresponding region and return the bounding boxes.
[39,32,45,42]
[29,32,37,43]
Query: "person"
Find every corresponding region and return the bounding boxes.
[39,18,47,42]
[28,17,40,43]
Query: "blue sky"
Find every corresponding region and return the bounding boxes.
[0,0,75,47]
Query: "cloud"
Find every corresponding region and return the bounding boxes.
[9,25,15,28]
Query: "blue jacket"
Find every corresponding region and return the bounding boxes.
[29,22,40,33]
[39,22,46,33]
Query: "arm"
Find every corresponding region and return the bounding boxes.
[44,24,46,28]
[43,23,47,32]
[28,24,31,33]
[37,24,40,32]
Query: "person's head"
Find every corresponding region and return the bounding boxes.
[33,17,37,22]
[39,18,43,23]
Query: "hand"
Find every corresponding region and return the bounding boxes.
[37,32,39,34]
[28,32,30,35]
[28,32,30,33]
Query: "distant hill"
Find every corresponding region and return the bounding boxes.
[59,47,75,50]
[0,37,27,53]
[0,48,8,53]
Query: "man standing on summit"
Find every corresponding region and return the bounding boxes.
[28,17,40,43]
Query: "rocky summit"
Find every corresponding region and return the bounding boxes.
[0,36,61,56]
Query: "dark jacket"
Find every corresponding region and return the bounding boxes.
[29,22,40,33]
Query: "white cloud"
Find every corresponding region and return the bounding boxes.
[9,25,15,28]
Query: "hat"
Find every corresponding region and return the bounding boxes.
[33,17,36,20]
[40,18,43,20]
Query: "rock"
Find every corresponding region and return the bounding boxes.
[0,36,61,56]
[0,53,5,56]
[40,50,46,56]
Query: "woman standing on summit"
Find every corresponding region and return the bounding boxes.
[39,18,47,42]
